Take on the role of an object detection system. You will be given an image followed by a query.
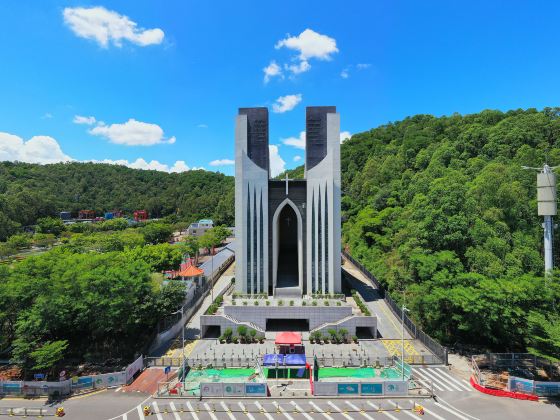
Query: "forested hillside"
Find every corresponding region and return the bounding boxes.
[342,107,560,358]
[0,162,234,240]
[1,107,559,359]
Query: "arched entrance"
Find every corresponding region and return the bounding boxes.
[272,199,303,296]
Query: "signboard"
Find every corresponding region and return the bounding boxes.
[534,382,560,397]
[125,355,144,383]
[223,383,245,396]
[245,383,267,396]
[361,383,383,395]
[384,381,408,395]
[313,382,337,396]
[509,376,534,394]
[34,374,45,380]
[164,366,171,375]
[337,383,359,395]
[200,383,223,397]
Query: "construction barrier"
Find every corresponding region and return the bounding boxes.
[470,376,539,401]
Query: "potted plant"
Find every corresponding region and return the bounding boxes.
[338,328,349,344]
[266,300,270,306]
[254,300,259,306]
[278,300,284,306]
[258,334,265,343]
[328,329,338,344]
[312,331,322,344]
[237,325,247,343]
[352,335,358,344]
[249,329,257,343]
[289,300,294,306]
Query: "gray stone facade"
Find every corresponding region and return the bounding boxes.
[235,106,341,297]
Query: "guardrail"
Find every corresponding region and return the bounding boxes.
[342,251,448,365]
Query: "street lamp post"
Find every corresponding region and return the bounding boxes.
[211,246,214,302]
[171,306,185,385]
[401,303,409,380]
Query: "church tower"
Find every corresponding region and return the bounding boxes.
[235,106,341,297]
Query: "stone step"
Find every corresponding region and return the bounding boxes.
[274,287,302,298]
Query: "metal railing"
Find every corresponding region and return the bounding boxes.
[342,251,448,365]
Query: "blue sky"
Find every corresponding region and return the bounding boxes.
[1,0,559,176]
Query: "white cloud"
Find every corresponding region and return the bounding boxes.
[89,118,175,146]
[275,29,338,61]
[263,60,283,83]
[0,131,194,173]
[282,130,351,148]
[197,124,208,128]
[293,155,302,162]
[73,115,97,125]
[340,131,352,143]
[41,113,53,119]
[340,68,349,79]
[282,131,306,149]
[285,60,311,75]
[0,132,72,164]
[209,159,235,166]
[63,6,164,48]
[95,158,191,172]
[272,94,302,114]
[269,145,285,177]
[356,63,371,69]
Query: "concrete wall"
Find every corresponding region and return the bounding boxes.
[224,305,351,331]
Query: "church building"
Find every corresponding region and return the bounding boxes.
[235,106,342,297]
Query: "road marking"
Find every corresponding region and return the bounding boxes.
[136,405,143,419]
[203,402,218,420]
[238,402,255,420]
[308,401,334,419]
[122,414,127,420]
[290,401,313,420]
[435,368,473,391]
[386,400,417,418]
[273,401,294,420]
[186,401,199,420]
[434,401,471,420]
[220,401,236,420]
[438,397,481,420]
[367,401,399,420]
[417,368,459,391]
[169,402,181,420]
[151,401,164,420]
[412,368,445,391]
[427,368,465,391]
[327,401,353,420]
[345,401,374,419]
[408,400,446,420]
[115,386,122,392]
[413,368,450,391]
[255,401,274,420]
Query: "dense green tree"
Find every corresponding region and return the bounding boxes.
[36,217,65,236]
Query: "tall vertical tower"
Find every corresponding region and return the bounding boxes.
[524,163,558,273]
[537,165,557,273]
[235,108,270,294]
[235,106,341,296]
[305,107,342,295]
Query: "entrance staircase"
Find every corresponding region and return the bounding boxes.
[223,314,264,333]
[309,315,356,334]
[274,286,302,298]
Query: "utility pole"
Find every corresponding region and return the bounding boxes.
[522,164,558,273]
[171,306,185,385]
[401,298,409,381]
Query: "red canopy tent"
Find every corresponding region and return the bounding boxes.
[275,332,302,346]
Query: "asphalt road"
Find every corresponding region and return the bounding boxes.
[1,389,559,420]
